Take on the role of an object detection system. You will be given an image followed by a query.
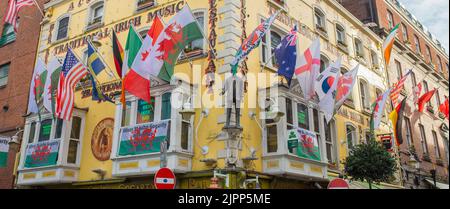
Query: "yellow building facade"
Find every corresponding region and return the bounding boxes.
[15,0,402,189]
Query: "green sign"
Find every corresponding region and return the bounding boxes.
[24,140,60,168]
[288,140,299,149]
[0,138,9,168]
[39,120,52,142]
[118,120,170,157]
[297,112,306,125]
[287,128,321,161]
[137,99,155,123]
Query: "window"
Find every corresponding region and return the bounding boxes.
[336,24,346,46]
[435,90,441,108]
[0,63,9,87]
[395,60,403,81]
[266,124,278,153]
[423,81,431,106]
[122,101,132,127]
[314,8,326,33]
[137,98,155,124]
[56,16,69,41]
[320,55,329,73]
[28,122,36,143]
[405,117,413,147]
[346,124,357,152]
[297,103,309,130]
[432,131,441,159]
[0,24,16,46]
[183,11,205,57]
[419,124,429,155]
[286,98,294,130]
[426,45,432,63]
[371,50,379,68]
[161,93,172,120]
[359,80,370,110]
[261,27,286,68]
[414,35,421,54]
[137,0,155,11]
[354,38,365,58]
[387,10,395,29]
[437,56,443,72]
[38,119,53,142]
[270,31,282,67]
[411,72,417,87]
[89,2,104,25]
[401,23,408,42]
[325,119,336,164]
[68,117,82,164]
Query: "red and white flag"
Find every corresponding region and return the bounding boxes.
[3,0,35,32]
[124,16,164,103]
[295,39,321,100]
[56,49,88,121]
[413,83,423,104]
[390,70,412,108]
[335,65,359,110]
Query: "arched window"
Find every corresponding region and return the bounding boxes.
[414,35,421,54]
[346,124,357,152]
[56,16,70,41]
[359,79,370,110]
[354,38,365,59]
[320,55,329,73]
[314,8,326,33]
[387,10,395,29]
[401,23,408,42]
[437,56,443,72]
[336,24,346,46]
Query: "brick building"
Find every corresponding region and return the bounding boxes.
[339,0,449,189]
[0,0,46,189]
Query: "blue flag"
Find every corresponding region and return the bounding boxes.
[275,27,298,85]
[88,41,106,75]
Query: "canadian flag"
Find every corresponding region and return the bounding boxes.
[124,16,164,103]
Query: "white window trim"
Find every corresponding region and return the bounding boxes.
[359,78,370,111]
[135,0,157,12]
[18,111,86,170]
[335,23,346,46]
[259,17,289,71]
[314,7,327,33]
[86,0,105,29]
[345,123,358,156]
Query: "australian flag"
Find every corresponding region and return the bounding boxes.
[275,26,298,85]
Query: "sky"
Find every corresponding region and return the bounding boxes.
[398,0,449,54]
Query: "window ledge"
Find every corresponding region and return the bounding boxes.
[52,36,69,45]
[315,28,329,41]
[0,85,6,89]
[85,22,104,33]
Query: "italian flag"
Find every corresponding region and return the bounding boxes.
[121,25,143,105]
[125,16,164,103]
[151,6,204,82]
[27,58,47,114]
[383,24,400,67]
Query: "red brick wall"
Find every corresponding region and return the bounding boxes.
[0,130,19,189]
[0,0,47,189]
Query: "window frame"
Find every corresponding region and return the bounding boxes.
[54,15,70,42]
[432,131,441,159]
[335,23,346,46]
[401,23,408,42]
[354,38,365,59]
[136,0,156,12]
[419,124,429,155]
[359,79,370,111]
[314,7,327,34]
[0,23,16,46]
[405,117,413,147]
[260,21,288,69]
[0,63,10,87]
[88,1,105,26]
[346,123,358,155]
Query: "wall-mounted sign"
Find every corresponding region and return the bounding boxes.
[288,128,321,161]
[0,137,9,168]
[24,140,60,168]
[118,120,170,157]
[91,118,114,161]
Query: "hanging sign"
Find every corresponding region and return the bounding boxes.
[24,140,61,168]
[287,128,321,161]
[0,137,9,168]
[118,120,170,157]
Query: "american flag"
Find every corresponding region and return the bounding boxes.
[3,0,35,32]
[390,69,412,108]
[56,49,88,121]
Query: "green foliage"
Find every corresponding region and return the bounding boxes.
[344,139,398,188]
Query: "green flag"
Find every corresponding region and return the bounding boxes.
[122,25,143,78]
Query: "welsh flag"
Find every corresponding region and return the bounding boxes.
[370,89,392,131]
[27,58,47,114]
[124,16,164,103]
[43,58,62,115]
[151,6,204,82]
[383,24,400,67]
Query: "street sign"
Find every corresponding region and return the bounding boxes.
[154,167,176,189]
[328,178,350,189]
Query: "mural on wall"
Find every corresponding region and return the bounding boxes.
[91,118,114,161]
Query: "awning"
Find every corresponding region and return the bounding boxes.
[425,179,450,189]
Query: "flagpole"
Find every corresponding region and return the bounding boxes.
[88,38,120,80]
[31,0,44,18]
